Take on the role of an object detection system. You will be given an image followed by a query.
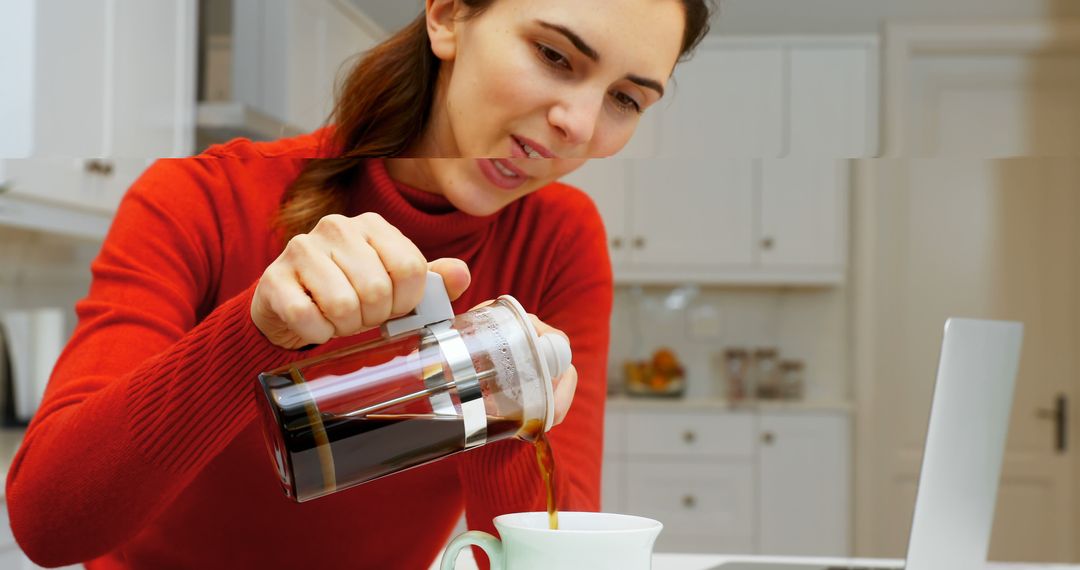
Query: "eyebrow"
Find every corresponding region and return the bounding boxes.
[535,20,666,98]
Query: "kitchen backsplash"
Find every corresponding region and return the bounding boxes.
[0,227,96,327]
[608,284,850,402]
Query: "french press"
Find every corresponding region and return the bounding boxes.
[256,272,572,502]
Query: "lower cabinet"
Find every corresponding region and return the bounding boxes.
[602,404,851,556]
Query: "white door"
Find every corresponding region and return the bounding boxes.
[859,25,1080,561]
[855,169,1078,562]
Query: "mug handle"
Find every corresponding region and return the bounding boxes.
[440,530,504,570]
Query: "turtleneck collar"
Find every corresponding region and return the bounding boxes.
[351,158,500,256]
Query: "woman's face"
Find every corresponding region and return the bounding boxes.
[388,0,686,216]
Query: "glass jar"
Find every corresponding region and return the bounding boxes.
[751,347,781,400]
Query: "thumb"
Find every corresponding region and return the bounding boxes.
[427,258,472,301]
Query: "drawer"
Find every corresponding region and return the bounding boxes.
[603,408,626,456]
[625,411,755,458]
[625,460,755,547]
[601,457,625,513]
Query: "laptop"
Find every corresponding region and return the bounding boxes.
[710,318,1024,570]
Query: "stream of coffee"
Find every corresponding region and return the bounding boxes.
[521,418,558,530]
[534,432,559,530]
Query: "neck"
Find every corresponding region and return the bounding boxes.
[384,158,439,194]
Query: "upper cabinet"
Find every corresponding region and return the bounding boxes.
[201,0,384,144]
[618,36,879,159]
[565,36,874,285]
[0,0,197,234]
[564,159,848,285]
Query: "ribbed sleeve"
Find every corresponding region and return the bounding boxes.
[4,158,293,566]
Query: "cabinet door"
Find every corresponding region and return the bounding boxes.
[0,0,35,158]
[757,411,851,556]
[35,0,109,158]
[657,45,784,158]
[759,159,848,272]
[625,460,756,554]
[628,159,755,268]
[560,160,630,268]
[111,0,196,158]
[788,45,876,157]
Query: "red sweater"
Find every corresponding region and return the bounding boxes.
[5,132,612,569]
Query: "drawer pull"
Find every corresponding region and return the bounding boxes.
[682,495,697,509]
[762,432,775,445]
[682,430,696,444]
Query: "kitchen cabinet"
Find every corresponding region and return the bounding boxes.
[563,159,848,285]
[758,159,849,272]
[561,35,871,285]
[603,404,851,556]
[656,44,786,158]
[653,36,879,158]
[227,0,383,135]
[0,0,197,224]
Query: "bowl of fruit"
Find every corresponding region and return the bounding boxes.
[623,347,686,398]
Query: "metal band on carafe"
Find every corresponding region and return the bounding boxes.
[430,322,488,449]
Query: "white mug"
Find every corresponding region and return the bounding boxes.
[440,511,663,570]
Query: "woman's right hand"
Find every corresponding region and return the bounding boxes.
[251,212,471,349]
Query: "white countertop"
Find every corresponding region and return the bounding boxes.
[606,395,853,414]
[434,551,1080,570]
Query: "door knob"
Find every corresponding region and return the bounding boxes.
[1035,394,1067,453]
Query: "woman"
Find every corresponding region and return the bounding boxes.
[7,0,711,567]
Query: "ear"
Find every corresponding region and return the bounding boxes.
[426,0,459,62]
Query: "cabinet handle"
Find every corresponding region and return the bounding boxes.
[633,236,646,249]
[612,237,623,249]
[682,430,696,444]
[761,431,776,445]
[681,494,697,509]
[85,159,115,176]
[761,237,775,250]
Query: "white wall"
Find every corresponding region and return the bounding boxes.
[0,228,97,335]
[713,0,1078,35]
[349,0,1080,38]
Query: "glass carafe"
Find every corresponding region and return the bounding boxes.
[256,273,571,502]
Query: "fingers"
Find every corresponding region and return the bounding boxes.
[360,214,428,318]
[259,267,335,345]
[551,364,578,426]
[252,212,473,349]
[427,257,471,301]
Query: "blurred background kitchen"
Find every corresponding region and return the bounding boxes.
[2,0,1080,567]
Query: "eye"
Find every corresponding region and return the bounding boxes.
[611,91,643,114]
[535,43,571,71]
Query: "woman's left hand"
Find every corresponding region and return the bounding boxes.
[526,314,577,427]
[470,302,577,427]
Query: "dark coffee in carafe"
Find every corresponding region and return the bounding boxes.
[257,272,572,503]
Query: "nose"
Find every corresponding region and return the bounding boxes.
[547,87,605,148]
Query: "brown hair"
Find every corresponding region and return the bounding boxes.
[276,0,714,240]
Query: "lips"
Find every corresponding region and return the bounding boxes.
[511,135,554,159]
[477,158,528,190]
